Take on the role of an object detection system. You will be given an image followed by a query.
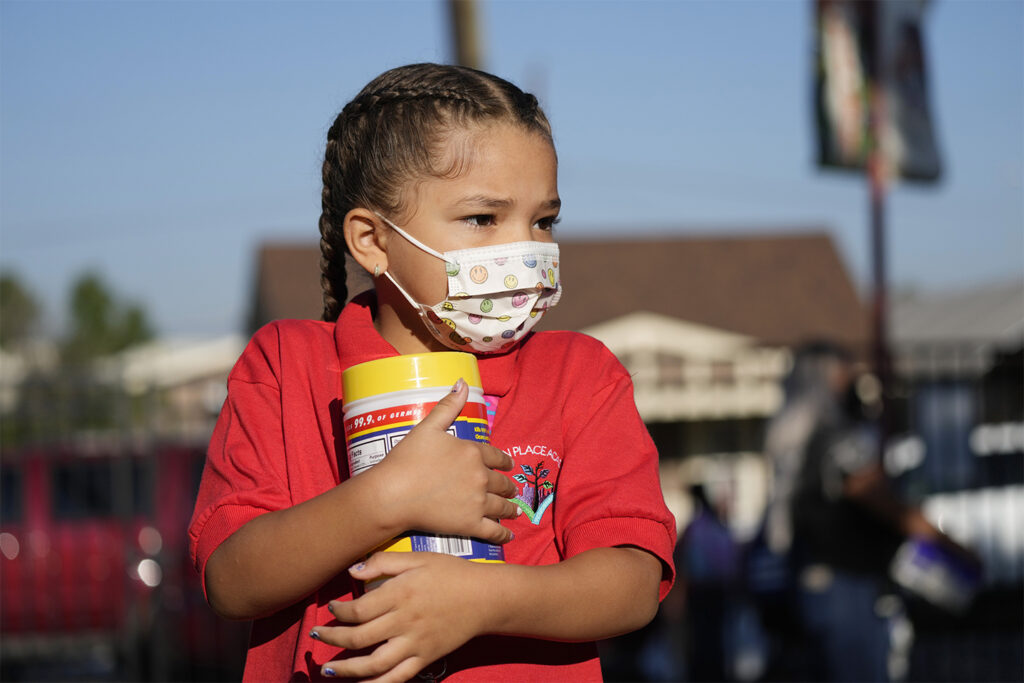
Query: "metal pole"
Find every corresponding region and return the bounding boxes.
[867,2,892,444]
[448,0,482,70]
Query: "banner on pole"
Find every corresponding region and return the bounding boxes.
[813,0,943,183]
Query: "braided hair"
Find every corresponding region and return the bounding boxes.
[319,63,553,322]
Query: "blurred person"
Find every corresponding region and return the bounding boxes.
[760,340,980,682]
[662,482,743,682]
[188,63,676,682]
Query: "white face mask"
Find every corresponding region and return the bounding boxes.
[376,213,562,354]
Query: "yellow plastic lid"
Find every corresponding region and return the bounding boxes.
[342,352,482,406]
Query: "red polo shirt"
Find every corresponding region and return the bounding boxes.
[189,293,676,681]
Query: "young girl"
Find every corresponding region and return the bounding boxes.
[189,63,676,682]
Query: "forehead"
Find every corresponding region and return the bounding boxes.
[403,123,558,215]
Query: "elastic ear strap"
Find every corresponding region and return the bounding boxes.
[382,271,447,344]
[373,211,447,261]
[382,270,421,310]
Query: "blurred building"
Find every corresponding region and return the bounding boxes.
[93,335,247,441]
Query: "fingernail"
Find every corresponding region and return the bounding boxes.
[509,532,515,540]
[309,629,320,640]
[516,506,523,516]
[349,562,366,572]
[324,667,337,677]
[327,602,335,615]
[451,377,465,393]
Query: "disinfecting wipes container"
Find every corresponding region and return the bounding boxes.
[342,352,505,579]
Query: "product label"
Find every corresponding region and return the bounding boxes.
[344,401,490,476]
[343,399,503,567]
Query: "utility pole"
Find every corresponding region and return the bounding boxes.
[865,1,892,446]
[448,0,482,69]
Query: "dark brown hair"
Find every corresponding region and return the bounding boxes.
[318,63,553,321]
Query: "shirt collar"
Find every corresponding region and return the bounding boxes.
[335,291,519,398]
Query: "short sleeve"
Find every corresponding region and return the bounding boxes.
[553,345,677,600]
[187,329,294,599]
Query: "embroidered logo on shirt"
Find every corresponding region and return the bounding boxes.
[510,455,559,525]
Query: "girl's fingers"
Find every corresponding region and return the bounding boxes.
[415,379,468,432]
[322,638,419,680]
[485,492,521,521]
[481,445,514,471]
[346,549,432,585]
[472,517,514,545]
[313,616,391,652]
[487,468,518,499]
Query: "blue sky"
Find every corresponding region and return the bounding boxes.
[1,0,1021,337]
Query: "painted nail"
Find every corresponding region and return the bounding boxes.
[451,378,465,393]
[324,667,337,677]
[349,562,366,572]
[509,532,515,540]
[309,630,320,640]
[326,602,335,615]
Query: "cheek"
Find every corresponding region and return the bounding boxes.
[393,249,449,305]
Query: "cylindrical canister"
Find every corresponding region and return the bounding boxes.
[341,352,505,577]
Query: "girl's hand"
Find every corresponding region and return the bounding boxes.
[313,552,488,682]
[370,379,519,544]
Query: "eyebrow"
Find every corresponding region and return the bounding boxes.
[456,195,562,211]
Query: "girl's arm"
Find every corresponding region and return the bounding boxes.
[204,383,519,620]
[314,546,663,681]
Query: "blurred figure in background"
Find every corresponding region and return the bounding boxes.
[665,482,743,682]
[759,340,980,682]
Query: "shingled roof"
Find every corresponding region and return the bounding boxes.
[542,232,868,348]
[246,245,371,334]
[248,232,868,349]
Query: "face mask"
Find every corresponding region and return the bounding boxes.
[376,213,562,354]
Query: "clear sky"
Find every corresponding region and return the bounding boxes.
[1,0,1021,337]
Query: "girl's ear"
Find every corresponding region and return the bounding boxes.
[344,208,389,277]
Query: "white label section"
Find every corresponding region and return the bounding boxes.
[348,437,387,476]
[424,535,474,557]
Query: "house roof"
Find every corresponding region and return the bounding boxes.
[540,232,868,349]
[889,278,1024,376]
[248,231,868,349]
[891,278,1024,348]
[247,244,371,333]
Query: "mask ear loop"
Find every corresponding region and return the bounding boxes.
[381,269,449,346]
[373,211,448,261]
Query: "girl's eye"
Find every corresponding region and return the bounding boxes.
[462,215,497,228]
[535,216,561,232]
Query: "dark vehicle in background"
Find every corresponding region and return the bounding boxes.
[0,442,248,681]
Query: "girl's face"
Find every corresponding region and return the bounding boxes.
[383,122,560,308]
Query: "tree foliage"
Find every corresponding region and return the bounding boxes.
[62,272,153,365]
[0,271,40,349]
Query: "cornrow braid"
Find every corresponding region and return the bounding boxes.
[318,122,348,321]
[340,87,478,119]
[318,63,552,322]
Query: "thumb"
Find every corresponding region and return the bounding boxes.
[415,378,469,432]
[349,550,424,582]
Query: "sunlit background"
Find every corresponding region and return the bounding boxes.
[1,1,1021,681]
